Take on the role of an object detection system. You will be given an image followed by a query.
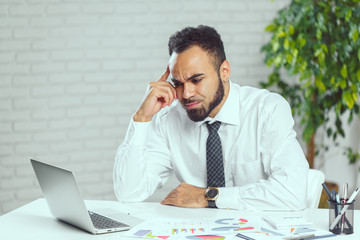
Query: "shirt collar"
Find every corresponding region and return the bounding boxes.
[195,80,240,127]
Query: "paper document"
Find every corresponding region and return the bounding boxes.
[126,216,260,239]
[125,215,334,240]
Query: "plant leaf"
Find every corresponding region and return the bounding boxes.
[272,41,280,52]
[274,55,282,66]
[345,9,352,22]
[340,79,347,89]
[315,78,326,92]
[321,44,328,53]
[316,29,322,40]
[277,31,286,38]
[265,24,276,32]
[341,64,348,78]
[343,91,354,109]
[289,25,295,35]
[353,28,359,43]
[352,93,358,102]
[330,77,335,84]
[286,53,293,63]
[284,39,289,50]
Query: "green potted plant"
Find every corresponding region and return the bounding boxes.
[261,0,360,170]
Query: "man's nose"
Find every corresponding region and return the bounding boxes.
[182,83,195,99]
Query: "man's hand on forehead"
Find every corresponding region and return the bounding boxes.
[133,65,177,122]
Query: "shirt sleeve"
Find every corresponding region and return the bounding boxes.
[113,115,173,202]
[216,94,309,211]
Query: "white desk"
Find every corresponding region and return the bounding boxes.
[0,198,359,239]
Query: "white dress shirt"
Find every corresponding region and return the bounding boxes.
[113,81,309,211]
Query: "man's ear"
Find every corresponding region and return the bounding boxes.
[219,60,231,83]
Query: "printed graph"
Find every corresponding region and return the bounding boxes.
[212,218,254,232]
[133,229,170,239]
[172,228,205,234]
[186,235,226,240]
[128,216,258,239]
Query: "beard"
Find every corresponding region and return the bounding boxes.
[184,77,225,122]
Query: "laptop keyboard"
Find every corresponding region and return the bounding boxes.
[89,211,130,229]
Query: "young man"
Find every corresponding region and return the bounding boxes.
[113,25,309,210]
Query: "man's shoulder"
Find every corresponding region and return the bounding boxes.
[236,85,286,107]
[233,84,292,126]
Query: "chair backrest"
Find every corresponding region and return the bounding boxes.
[306,169,325,208]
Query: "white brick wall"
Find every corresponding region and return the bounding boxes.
[0,0,290,215]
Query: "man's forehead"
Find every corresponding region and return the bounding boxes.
[169,65,205,82]
[168,46,213,79]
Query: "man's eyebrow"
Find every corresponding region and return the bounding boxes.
[171,73,205,82]
[187,73,204,81]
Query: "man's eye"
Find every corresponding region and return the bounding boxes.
[192,78,202,84]
[173,82,183,87]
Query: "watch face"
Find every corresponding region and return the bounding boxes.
[207,188,218,198]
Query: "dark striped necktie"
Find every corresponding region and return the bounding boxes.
[206,121,225,187]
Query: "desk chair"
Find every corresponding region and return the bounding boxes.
[306,169,325,208]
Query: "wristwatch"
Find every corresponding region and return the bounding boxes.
[205,187,219,208]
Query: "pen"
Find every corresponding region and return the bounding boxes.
[335,193,341,214]
[236,233,255,240]
[330,187,359,230]
[341,183,348,232]
[307,233,337,239]
[331,189,337,201]
[322,183,332,200]
[330,190,338,216]
[335,191,346,226]
[283,233,315,240]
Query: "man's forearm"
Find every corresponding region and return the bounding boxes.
[161,182,208,208]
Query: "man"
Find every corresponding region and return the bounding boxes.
[113,25,309,210]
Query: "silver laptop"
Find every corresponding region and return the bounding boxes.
[30,159,142,234]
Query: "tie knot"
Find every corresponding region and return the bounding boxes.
[206,121,221,133]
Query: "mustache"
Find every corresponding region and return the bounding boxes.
[182,97,201,105]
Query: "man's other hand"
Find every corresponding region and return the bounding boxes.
[161,182,208,208]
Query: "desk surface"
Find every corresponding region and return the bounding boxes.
[0,198,359,240]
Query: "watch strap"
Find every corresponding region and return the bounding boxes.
[208,199,217,208]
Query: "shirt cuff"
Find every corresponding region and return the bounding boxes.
[216,187,247,210]
[123,118,151,146]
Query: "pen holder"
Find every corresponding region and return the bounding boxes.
[328,199,354,235]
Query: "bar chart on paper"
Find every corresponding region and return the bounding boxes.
[126,217,259,239]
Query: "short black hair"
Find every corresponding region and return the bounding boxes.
[168,25,226,70]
